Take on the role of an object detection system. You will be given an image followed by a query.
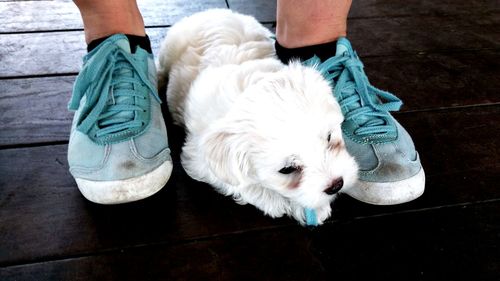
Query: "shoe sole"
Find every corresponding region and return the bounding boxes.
[344,168,425,205]
[75,161,173,204]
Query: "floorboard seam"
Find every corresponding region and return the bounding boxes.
[327,198,500,225]
[0,72,79,80]
[394,102,500,115]
[0,141,69,150]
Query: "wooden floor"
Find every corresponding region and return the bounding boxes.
[1,0,499,280]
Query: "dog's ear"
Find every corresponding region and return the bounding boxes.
[202,127,254,187]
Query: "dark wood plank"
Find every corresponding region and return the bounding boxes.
[1,201,498,281]
[0,28,158,78]
[0,0,227,33]
[347,14,500,57]
[227,0,500,22]
[362,50,500,112]
[349,0,500,18]
[226,0,276,22]
[2,50,499,146]
[0,27,174,77]
[0,76,74,146]
[1,106,498,266]
[1,14,499,78]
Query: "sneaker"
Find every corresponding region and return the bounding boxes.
[304,37,425,205]
[67,34,173,204]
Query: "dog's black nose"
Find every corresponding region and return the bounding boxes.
[324,178,343,195]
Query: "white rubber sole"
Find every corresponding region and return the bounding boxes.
[344,168,426,205]
[75,161,173,205]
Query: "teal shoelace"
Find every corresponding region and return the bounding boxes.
[69,41,161,139]
[304,52,402,137]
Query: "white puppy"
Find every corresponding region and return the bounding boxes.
[158,9,358,225]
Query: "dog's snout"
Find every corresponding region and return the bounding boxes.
[324,178,344,195]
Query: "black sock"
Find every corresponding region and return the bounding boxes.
[87,34,153,54]
[275,40,338,64]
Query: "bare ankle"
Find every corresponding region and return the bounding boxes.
[277,22,347,48]
[276,0,351,48]
[75,0,145,43]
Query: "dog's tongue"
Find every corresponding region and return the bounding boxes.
[305,208,318,226]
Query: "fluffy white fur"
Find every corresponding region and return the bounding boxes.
[158,9,358,225]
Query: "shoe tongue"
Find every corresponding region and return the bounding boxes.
[334,38,377,129]
[335,37,352,56]
[335,37,359,113]
[102,37,136,128]
[115,37,132,53]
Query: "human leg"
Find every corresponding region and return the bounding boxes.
[276,0,351,48]
[74,0,146,43]
[68,1,173,204]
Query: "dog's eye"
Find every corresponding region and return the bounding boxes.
[279,166,298,175]
[327,133,331,142]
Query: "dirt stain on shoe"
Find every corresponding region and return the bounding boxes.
[121,160,136,170]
